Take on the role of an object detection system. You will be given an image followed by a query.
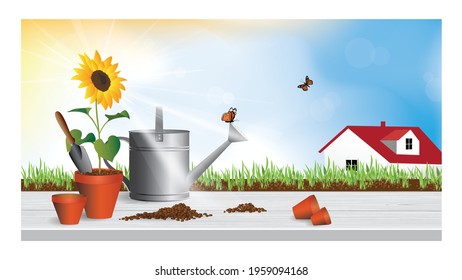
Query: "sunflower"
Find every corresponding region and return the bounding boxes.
[72,50,126,109]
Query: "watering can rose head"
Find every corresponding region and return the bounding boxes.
[65,50,129,169]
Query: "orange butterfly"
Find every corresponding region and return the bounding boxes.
[221,107,237,123]
[298,76,314,91]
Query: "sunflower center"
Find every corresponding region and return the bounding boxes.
[91,70,111,92]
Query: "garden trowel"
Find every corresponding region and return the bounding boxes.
[55,111,93,173]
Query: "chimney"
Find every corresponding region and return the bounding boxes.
[380,121,386,127]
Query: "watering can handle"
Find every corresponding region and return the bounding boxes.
[103,136,130,190]
[155,106,163,142]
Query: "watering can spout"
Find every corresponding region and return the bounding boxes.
[185,123,247,188]
[228,123,247,142]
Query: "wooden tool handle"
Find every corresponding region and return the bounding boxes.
[55,111,75,144]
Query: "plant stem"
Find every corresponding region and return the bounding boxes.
[100,119,110,134]
[95,100,102,172]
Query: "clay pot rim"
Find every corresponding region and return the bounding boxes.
[292,194,320,219]
[75,168,123,176]
[312,207,332,225]
[52,193,87,204]
[75,168,123,184]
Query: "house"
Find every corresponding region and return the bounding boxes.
[318,121,441,172]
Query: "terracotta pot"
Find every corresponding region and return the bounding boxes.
[52,193,87,225]
[292,194,320,219]
[75,169,123,219]
[311,207,332,225]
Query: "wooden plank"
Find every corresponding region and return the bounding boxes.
[22,191,442,211]
[22,210,441,229]
[22,192,441,230]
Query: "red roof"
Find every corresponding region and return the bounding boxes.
[318,123,441,164]
[381,129,409,140]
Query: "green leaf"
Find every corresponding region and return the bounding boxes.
[93,136,120,162]
[65,129,96,152]
[69,107,92,115]
[105,110,130,121]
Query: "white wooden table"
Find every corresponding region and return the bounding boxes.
[21,191,441,241]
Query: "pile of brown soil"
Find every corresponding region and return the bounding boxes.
[119,203,212,222]
[224,203,267,213]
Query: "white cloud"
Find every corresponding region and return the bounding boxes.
[345,37,391,68]
[207,86,235,105]
[345,38,375,68]
[425,77,442,102]
[373,46,391,66]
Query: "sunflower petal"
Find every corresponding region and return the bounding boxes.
[118,82,126,91]
[89,94,97,104]
[99,95,109,109]
[103,56,112,67]
[108,89,120,103]
[73,67,88,76]
[95,91,102,103]
[81,53,90,64]
[112,74,125,83]
[106,95,113,108]
[82,53,97,72]
[104,90,113,108]
[79,54,87,64]
[115,89,122,101]
[78,79,92,88]
[71,74,81,81]
[85,86,97,99]
[94,50,102,65]
[90,59,98,71]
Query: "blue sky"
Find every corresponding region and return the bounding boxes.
[21,19,442,170]
[141,19,442,169]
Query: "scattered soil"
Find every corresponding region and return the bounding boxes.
[224,203,267,213]
[119,203,212,222]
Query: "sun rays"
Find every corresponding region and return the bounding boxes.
[21,19,259,167]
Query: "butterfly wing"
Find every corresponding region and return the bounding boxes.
[306,76,313,86]
[222,112,230,122]
[298,84,308,91]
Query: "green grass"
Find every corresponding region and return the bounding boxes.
[21,160,129,191]
[196,158,442,191]
[21,160,74,190]
[22,158,442,191]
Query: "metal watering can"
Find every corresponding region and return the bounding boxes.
[105,107,247,201]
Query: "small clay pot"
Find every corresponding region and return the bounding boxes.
[311,207,332,225]
[292,194,320,219]
[52,194,87,225]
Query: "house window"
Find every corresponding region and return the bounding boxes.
[346,160,358,171]
[406,138,412,150]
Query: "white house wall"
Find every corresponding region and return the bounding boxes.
[396,130,420,155]
[323,129,388,168]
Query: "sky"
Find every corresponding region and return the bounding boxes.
[21,19,441,171]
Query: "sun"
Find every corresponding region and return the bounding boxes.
[72,50,126,109]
